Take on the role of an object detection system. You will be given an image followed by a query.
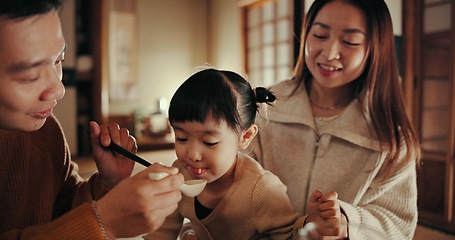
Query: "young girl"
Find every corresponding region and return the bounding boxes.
[250,0,421,239]
[143,68,308,239]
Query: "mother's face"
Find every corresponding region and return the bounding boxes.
[304,1,369,89]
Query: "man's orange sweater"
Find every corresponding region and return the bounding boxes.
[0,115,108,239]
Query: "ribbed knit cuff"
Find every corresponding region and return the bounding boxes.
[338,201,359,239]
[20,203,106,240]
[292,215,308,239]
[90,173,111,200]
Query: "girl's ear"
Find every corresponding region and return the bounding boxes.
[239,124,258,150]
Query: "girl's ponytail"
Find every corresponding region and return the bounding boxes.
[254,87,276,104]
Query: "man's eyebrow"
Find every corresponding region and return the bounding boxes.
[7,43,68,74]
[313,22,366,35]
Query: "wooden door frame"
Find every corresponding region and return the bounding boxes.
[404,0,455,233]
[91,0,109,124]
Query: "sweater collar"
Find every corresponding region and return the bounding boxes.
[259,80,380,151]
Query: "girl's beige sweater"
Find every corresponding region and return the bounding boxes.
[144,153,302,240]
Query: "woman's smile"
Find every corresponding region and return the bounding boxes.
[318,63,342,77]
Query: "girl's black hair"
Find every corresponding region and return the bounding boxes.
[169,68,275,133]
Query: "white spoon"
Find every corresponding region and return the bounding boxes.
[104,142,207,197]
[148,172,207,197]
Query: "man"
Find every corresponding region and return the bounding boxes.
[0,1,183,239]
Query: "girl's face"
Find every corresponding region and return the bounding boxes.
[0,11,66,131]
[172,116,242,184]
[305,1,369,89]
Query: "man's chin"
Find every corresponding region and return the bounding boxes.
[16,119,47,132]
[0,116,47,131]
[27,119,47,131]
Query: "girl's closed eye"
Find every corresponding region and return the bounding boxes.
[203,141,219,147]
[176,137,188,143]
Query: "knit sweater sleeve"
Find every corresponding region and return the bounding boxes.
[338,159,418,240]
[252,171,299,240]
[49,116,109,218]
[54,161,109,214]
[0,115,109,239]
[0,203,106,240]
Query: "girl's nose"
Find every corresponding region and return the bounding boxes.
[39,66,65,101]
[187,147,202,162]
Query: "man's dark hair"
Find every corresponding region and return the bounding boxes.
[0,0,65,19]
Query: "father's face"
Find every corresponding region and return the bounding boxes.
[0,11,66,131]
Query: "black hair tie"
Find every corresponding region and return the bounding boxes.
[255,87,276,103]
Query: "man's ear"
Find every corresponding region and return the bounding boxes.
[239,124,258,150]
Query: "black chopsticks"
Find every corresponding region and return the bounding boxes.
[87,128,152,167]
[109,142,152,167]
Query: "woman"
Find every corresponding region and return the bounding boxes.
[251,0,421,239]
